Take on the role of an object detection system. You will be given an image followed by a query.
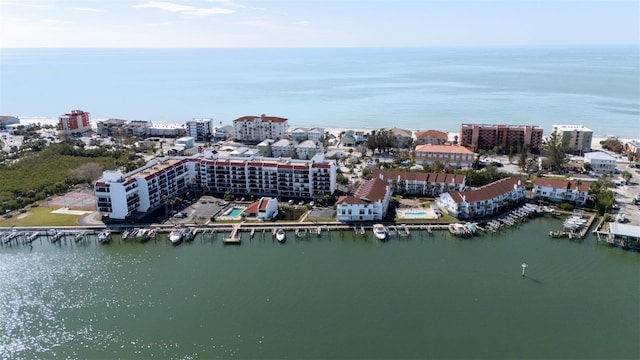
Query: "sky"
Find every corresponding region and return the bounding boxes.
[0,0,638,48]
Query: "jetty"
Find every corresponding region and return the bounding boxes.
[223,224,241,244]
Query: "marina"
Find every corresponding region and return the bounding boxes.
[0,216,638,360]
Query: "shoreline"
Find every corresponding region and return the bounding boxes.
[14,117,636,142]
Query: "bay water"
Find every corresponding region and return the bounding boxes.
[1,218,638,359]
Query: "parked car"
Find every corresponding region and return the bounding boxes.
[287,200,294,205]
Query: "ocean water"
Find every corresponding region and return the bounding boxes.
[0,46,638,137]
[0,219,639,359]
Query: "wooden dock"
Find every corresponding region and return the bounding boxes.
[223,224,241,244]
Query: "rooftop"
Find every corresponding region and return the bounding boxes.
[415,144,474,154]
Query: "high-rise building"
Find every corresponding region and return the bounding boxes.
[95,153,336,219]
[552,125,593,155]
[459,124,543,153]
[58,110,91,134]
[186,118,214,141]
[233,114,288,143]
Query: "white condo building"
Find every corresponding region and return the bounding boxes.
[233,114,288,143]
[552,125,593,155]
[583,151,617,174]
[186,118,214,141]
[436,177,526,219]
[95,153,336,219]
[336,178,392,222]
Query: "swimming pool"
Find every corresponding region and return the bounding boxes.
[397,208,438,220]
[402,211,427,218]
[226,207,245,217]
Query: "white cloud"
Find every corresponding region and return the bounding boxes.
[145,21,175,27]
[0,2,52,8]
[292,21,310,26]
[71,7,106,13]
[132,1,235,17]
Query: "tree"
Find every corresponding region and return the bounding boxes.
[70,162,104,185]
[432,160,445,173]
[508,145,514,164]
[541,131,570,173]
[621,170,632,184]
[599,137,624,153]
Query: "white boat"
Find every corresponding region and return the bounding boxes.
[373,224,388,240]
[275,228,286,243]
[169,227,184,244]
[98,231,111,244]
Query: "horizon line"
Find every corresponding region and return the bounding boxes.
[2,43,638,50]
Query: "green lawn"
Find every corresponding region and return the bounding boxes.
[0,207,84,227]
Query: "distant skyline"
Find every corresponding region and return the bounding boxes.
[1,0,638,48]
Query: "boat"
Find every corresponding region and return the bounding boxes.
[373,224,388,240]
[169,227,184,245]
[465,222,478,235]
[448,223,467,237]
[275,228,286,243]
[98,230,111,244]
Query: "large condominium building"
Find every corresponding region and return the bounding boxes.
[58,110,91,134]
[336,178,392,222]
[95,158,195,219]
[460,124,543,153]
[186,118,214,141]
[552,125,593,155]
[233,114,288,143]
[95,153,336,219]
[437,176,526,219]
[373,169,466,197]
[414,144,475,168]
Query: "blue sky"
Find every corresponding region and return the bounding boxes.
[1,0,638,47]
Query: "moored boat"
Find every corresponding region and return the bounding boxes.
[373,224,388,240]
[98,230,111,244]
[169,227,184,245]
[275,228,286,243]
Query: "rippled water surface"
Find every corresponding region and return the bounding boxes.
[1,218,638,359]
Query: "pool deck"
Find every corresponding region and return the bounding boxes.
[397,207,439,220]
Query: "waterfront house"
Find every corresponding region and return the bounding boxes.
[214,125,234,140]
[436,176,526,219]
[257,139,275,157]
[296,140,322,160]
[389,127,413,148]
[624,140,640,160]
[243,197,279,220]
[340,131,357,147]
[290,127,324,143]
[372,169,466,197]
[336,178,392,222]
[533,177,590,206]
[414,129,448,145]
[583,151,616,174]
[414,144,474,168]
[96,118,126,137]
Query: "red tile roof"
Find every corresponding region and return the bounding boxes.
[373,169,465,185]
[233,114,288,123]
[415,130,447,140]
[415,144,474,155]
[244,201,260,215]
[448,176,524,203]
[336,178,389,205]
[534,177,590,192]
